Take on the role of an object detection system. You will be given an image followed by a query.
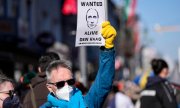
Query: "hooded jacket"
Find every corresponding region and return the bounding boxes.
[40,48,115,108]
[23,72,49,108]
[139,76,178,108]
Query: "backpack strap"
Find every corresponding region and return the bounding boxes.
[29,84,37,108]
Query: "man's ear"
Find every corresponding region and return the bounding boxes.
[46,83,54,93]
[38,67,41,73]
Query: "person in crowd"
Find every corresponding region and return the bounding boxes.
[107,81,135,108]
[0,72,21,108]
[23,64,37,85]
[40,21,116,108]
[139,59,178,108]
[23,52,60,108]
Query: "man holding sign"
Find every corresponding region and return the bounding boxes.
[40,21,117,108]
[40,0,117,107]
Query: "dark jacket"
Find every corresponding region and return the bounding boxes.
[23,72,49,108]
[140,76,178,108]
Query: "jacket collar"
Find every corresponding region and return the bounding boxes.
[146,76,166,88]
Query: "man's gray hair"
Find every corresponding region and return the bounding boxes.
[46,60,72,80]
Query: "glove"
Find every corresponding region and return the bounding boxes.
[101,21,117,49]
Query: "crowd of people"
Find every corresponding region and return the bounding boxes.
[0,21,180,108]
[0,21,117,108]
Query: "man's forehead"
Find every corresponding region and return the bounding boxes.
[0,81,14,91]
[49,67,73,82]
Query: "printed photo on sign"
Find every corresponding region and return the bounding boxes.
[86,8,99,29]
[76,0,106,47]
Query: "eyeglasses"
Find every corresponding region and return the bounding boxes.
[48,79,75,89]
[0,90,15,99]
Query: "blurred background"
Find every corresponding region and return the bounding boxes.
[0,0,180,107]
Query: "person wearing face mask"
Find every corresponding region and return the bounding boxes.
[0,72,21,108]
[40,21,116,108]
[137,59,178,108]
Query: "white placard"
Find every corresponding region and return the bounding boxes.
[75,0,106,47]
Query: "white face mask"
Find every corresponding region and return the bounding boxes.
[55,85,73,101]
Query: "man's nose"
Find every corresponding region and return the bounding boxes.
[65,82,68,86]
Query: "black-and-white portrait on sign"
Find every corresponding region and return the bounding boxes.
[86,8,99,29]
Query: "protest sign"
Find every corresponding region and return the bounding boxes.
[75,0,106,46]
